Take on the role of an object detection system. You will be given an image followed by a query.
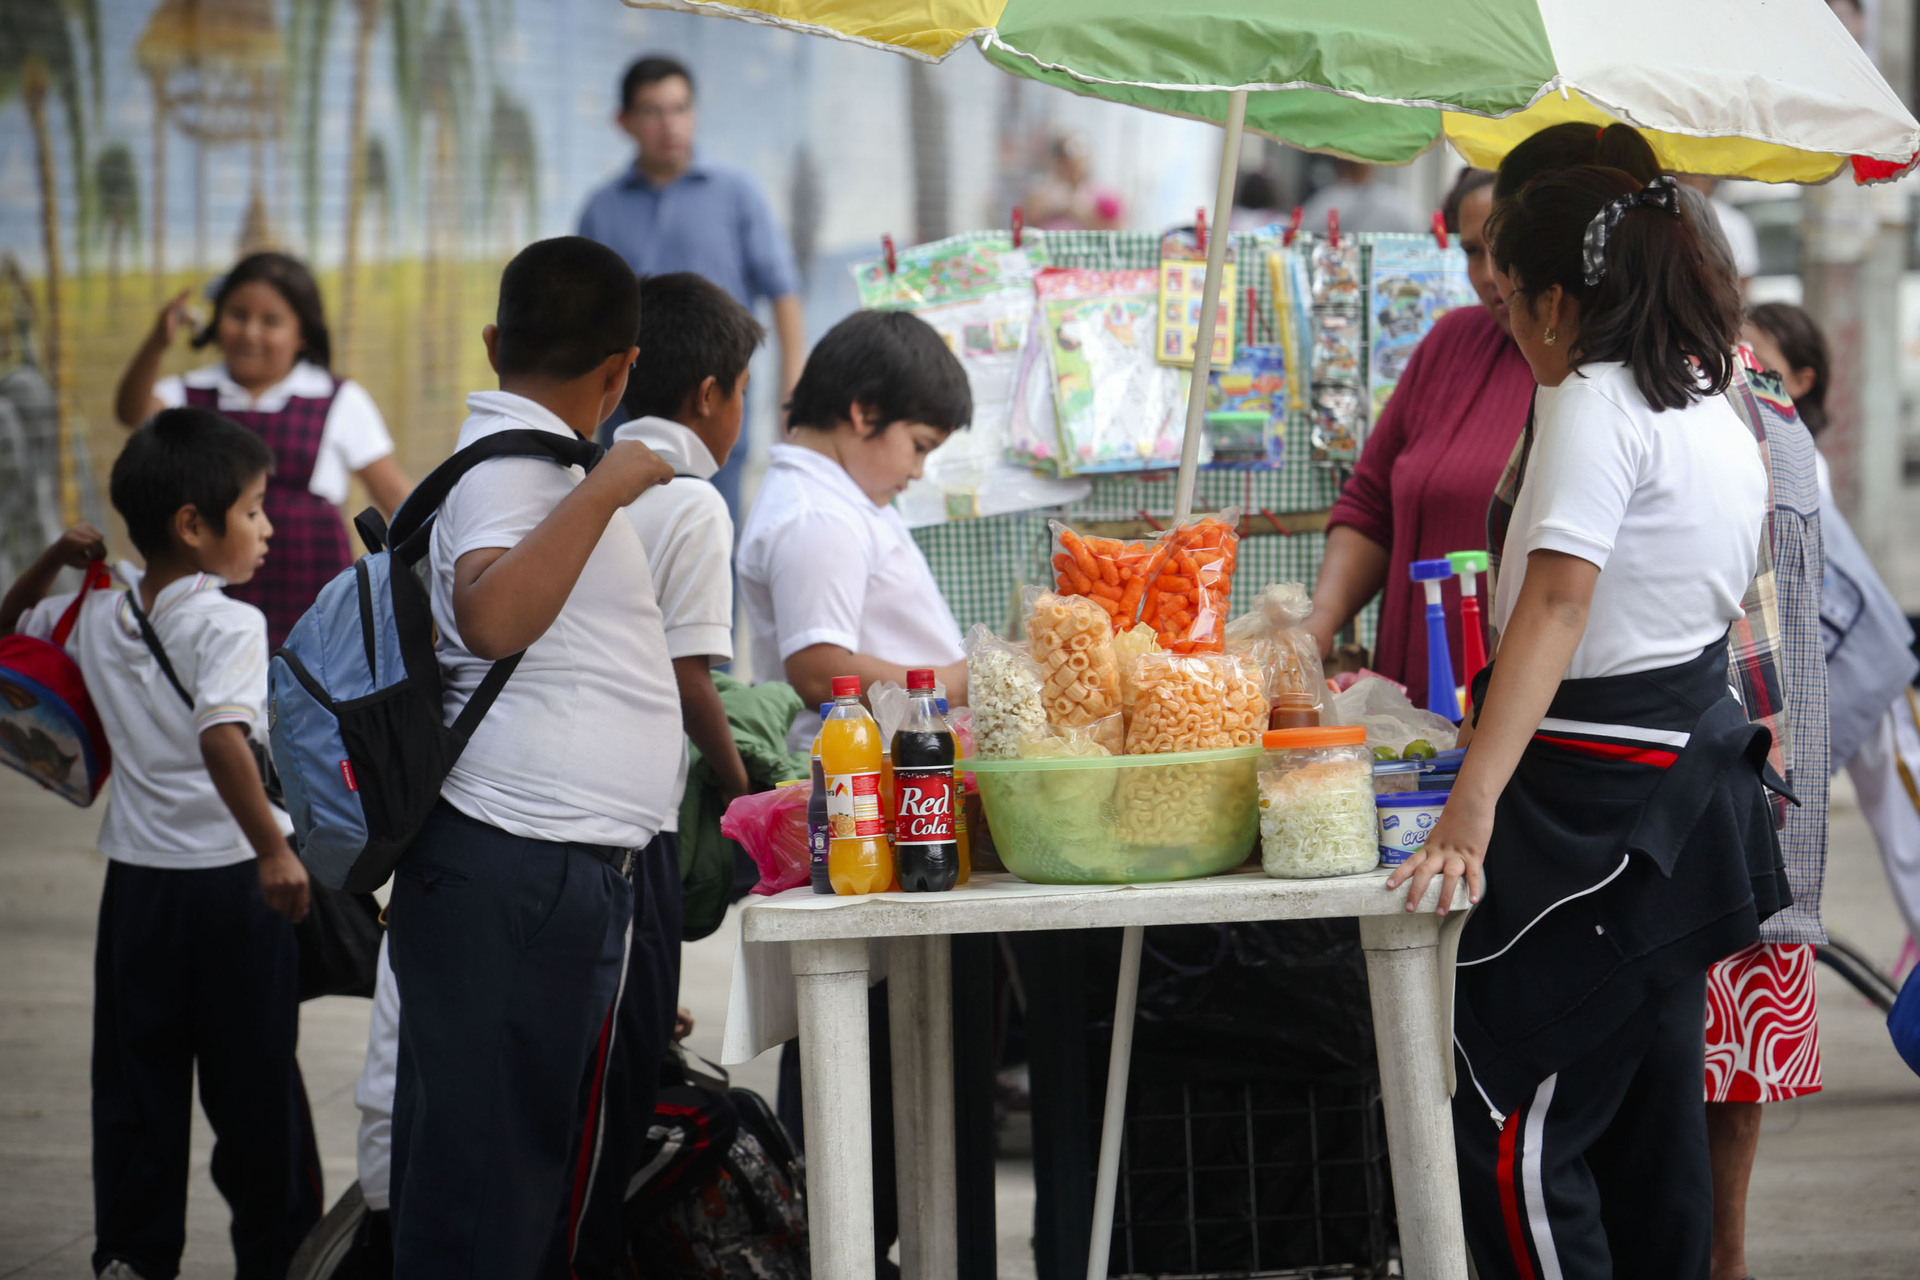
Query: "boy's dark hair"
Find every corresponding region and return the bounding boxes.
[1441,168,1495,234]
[111,408,274,558]
[786,310,972,436]
[1488,165,1741,412]
[193,251,333,370]
[1748,301,1831,435]
[621,55,694,112]
[622,273,765,422]
[1494,122,1660,203]
[494,237,642,382]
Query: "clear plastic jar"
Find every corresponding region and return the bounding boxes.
[1258,727,1380,878]
[1371,759,1423,795]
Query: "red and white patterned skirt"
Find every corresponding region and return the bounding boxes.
[1704,942,1822,1103]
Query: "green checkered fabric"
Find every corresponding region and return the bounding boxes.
[914,228,1350,636]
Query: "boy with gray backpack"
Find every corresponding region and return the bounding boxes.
[277,238,679,1278]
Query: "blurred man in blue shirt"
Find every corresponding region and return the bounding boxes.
[579,55,805,518]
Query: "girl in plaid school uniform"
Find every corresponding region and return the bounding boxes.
[115,252,413,648]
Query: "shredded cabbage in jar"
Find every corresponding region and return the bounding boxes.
[1259,759,1378,878]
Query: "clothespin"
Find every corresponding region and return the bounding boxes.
[1195,207,1208,254]
[1245,286,1256,346]
[1011,206,1024,248]
[1327,208,1341,248]
[882,234,897,276]
[1282,206,1303,247]
[1431,210,1449,249]
[1138,508,1166,532]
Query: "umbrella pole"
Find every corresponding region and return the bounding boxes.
[1085,922,1144,1280]
[1171,87,1249,526]
[1086,92,1248,1280]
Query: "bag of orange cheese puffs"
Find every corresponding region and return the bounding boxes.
[1047,508,1240,653]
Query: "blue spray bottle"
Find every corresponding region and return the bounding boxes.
[1409,558,1462,721]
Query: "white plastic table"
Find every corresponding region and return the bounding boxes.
[738,869,1470,1280]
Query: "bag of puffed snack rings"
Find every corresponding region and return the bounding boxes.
[1111,622,1161,730]
[1124,651,1267,754]
[963,624,1047,760]
[1025,592,1123,738]
[1225,582,1327,722]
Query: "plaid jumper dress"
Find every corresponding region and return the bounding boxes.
[185,380,351,649]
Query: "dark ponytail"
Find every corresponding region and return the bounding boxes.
[1494,122,1660,202]
[1488,165,1742,411]
[193,251,334,372]
[1746,301,1831,435]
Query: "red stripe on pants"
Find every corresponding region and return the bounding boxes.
[566,1001,618,1278]
[1496,1108,1539,1280]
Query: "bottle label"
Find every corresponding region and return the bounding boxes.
[808,822,829,868]
[826,770,884,839]
[894,767,955,845]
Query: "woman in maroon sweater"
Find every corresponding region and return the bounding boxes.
[1303,170,1532,708]
[1305,125,1664,708]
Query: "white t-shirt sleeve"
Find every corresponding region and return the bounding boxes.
[1521,385,1647,571]
[308,379,397,504]
[152,375,186,409]
[439,457,568,561]
[764,509,872,661]
[184,605,271,734]
[645,486,736,663]
[15,592,78,643]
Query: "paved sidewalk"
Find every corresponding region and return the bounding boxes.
[1,767,1915,1277]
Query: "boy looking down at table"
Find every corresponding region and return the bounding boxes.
[737,309,972,727]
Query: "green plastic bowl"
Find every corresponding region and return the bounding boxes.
[964,745,1261,884]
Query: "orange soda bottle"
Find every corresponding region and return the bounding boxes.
[822,676,892,894]
[937,696,970,884]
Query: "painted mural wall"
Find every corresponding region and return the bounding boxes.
[0,0,1219,582]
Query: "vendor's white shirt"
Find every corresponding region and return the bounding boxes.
[155,362,395,504]
[614,416,735,832]
[430,391,680,848]
[20,567,288,867]
[737,442,964,690]
[1494,362,1766,680]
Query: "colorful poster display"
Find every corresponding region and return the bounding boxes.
[1367,239,1475,418]
[1155,258,1237,368]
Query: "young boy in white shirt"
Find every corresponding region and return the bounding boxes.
[736,309,973,727]
[385,237,676,1279]
[1,408,318,1280]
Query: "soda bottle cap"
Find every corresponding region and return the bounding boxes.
[831,676,862,698]
[906,668,935,690]
[819,703,834,720]
[936,698,949,714]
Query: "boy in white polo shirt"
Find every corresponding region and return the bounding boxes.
[385,237,677,1280]
[2,409,318,1280]
[736,309,973,726]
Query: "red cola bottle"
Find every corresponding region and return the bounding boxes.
[892,668,959,892]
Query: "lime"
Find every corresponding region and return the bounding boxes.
[1402,739,1438,761]
[1372,745,1401,762]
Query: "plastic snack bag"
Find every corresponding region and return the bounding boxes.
[1226,582,1328,724]
[964,625,1047,759]
[1138,510,1241,654]
[1049,522,1157,631]
[1126,652,1233,753]
[723,782,814,897]
[1331,675,1458,757]
[1111,622,1162,731]
[1025,592,1123,729]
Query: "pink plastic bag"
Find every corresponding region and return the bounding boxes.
[722,782,813,897]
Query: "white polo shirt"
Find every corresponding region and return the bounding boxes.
[1494,362,1766,680]
[155,362,395,504]
[429,392,681,848]
[736,441,964,690]
[20,568,284,868]
[614,415,735,832]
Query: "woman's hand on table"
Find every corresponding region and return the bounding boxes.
[1385,794,1489,916]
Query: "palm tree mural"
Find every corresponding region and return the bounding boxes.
[93,143,141,308]
[136,0,286,277]
[485,89,537,257]
[420,3,473,399]
[0,0,102,524]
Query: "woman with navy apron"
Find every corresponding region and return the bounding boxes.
[116,252,412,648]
[1387,162,1791,1280]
